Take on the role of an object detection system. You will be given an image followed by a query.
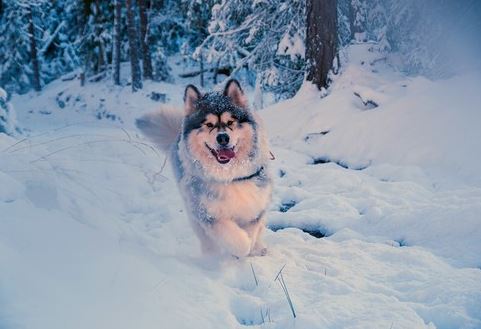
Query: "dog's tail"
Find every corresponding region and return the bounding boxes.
[135,106,183,153]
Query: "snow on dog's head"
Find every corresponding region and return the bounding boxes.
[181,80,259,181]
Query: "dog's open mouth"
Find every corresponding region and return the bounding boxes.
[205,143,236,164]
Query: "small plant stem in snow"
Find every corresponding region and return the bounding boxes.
[250,263,258,287]
[274,264,296,319]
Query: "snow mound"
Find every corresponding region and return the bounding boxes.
[263,44,481,267]
[264,44,481,185]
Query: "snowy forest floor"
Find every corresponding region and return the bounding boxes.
[1,45,481,329]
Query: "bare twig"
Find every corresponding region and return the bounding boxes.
[274,264,286,281]
[274,265,296,319]
[250,263,259,287]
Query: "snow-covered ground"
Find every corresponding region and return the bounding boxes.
[1,45,481,329]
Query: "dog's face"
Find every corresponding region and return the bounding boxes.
[182,80,258,180]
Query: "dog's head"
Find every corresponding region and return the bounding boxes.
[182,79,258,180]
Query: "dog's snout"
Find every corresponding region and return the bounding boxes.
[216,133,230,146]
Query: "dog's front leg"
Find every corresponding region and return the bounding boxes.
[206,219,252,258]
[193,203,251,257]
[245,216,267,256]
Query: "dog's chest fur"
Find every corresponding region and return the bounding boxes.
[201,179,271,225]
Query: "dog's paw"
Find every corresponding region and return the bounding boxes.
[249,247,268,257]
[231,240,252,258]
[225,230,251,258]
[212,220,252,258]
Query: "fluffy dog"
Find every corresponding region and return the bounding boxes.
[136,80,272,257]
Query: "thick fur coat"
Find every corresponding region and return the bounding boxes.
[136,80,272,257]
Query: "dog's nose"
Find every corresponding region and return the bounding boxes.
[216,133,230,146]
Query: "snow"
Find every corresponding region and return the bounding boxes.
[0,88,17,135]
[263,45,481,268]
[1,45,481,329]
[277,33,305,60]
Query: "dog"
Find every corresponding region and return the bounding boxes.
[136,79,272,257]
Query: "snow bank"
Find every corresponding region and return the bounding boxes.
[264,45,481,185]
[263,44,481,267]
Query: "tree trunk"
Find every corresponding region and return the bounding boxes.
[113,0,122,85]
[137,0,153,79]
[98,37,107,72]
[199,51,204,87]
[253,77,263,110]
[305,0,338,90]
[27,6,41,92]
[80,72,86,86]
[348,3,357,40]
[213,58,221,84]
[126,0,143,91]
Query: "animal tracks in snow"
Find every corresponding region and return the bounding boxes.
[230,294,264,326]
[310,156,370,171]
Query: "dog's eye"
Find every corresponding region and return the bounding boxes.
[227,120,234,126]
[205,122,214,128]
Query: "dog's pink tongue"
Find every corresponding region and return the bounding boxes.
[217,148,235,160]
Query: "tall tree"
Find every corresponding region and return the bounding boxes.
[113,0,122,85]
[126,0,142,91]
[305,0,338,90]
[0,87,17,135]
[137,0,153,79]
[349,0,367,42]
[78,0,114,85]
[201,0,305,98]
[27,5,41,91]
[0,0,33,92]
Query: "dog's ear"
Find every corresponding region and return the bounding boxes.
[224,79,248,109]
[184,84,201,116]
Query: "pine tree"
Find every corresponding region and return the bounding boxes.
[138,0,153,79]
[349,0,367,42]
[0,2,29,92]
[0,88,16,135]
[201,0,305,98]
[126,0,142,91]
[366,0,389,50]
[305,0,338,90]
[78,0,114,85]
[40,1,82,85]
[0,0,49,93]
